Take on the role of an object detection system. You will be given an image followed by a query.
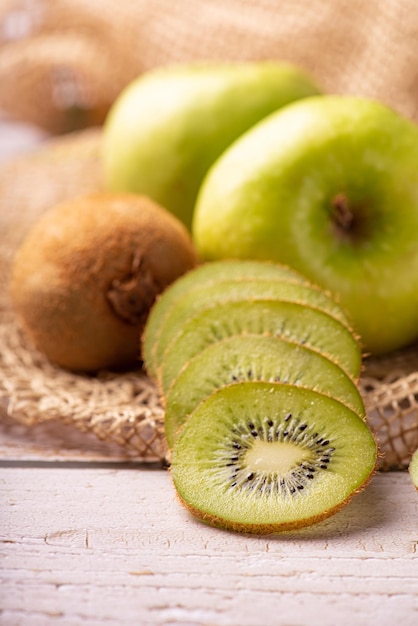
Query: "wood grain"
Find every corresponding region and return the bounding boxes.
[1,466,417,626]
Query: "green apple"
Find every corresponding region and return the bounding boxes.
[101,61,321,229]
[192,95,418,356]
[410,449,418,489]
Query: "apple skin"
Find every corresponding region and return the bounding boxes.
[409,449,418,489]
[101,61,321,229]
[192,95,418,356]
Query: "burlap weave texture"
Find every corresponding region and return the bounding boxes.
[1,0,418,131]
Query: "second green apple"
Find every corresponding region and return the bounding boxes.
[102,61,321,229]
[193,95,418,356]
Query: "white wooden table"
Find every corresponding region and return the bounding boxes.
[1,411,418,626]
[1,118,417,626]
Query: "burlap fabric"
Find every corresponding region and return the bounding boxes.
[1,0,418,469]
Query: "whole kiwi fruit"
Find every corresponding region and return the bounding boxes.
[10,192,198,372]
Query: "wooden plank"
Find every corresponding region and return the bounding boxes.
[1,467,417,625]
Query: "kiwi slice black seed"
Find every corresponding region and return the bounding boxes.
[171,381,377,534]
[158,298,362,393]
[142,259,308,377]
[152,277,354,376]
[163,333,365,448]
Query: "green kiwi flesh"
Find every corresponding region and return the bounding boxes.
[171,381,377,533]
[142,259,308,377]
[409,449,418,489]
[159,299,362,393]
[164,334,365,448]
[152,277,354,376]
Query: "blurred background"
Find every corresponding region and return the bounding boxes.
[1,0,418,163]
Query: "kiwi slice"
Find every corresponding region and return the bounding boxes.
[142,259,309,377]
[409,449,418,489]
[163,333,365,448]
[159,299,362,393]
[152,277,354,377]
[171,381,377,533]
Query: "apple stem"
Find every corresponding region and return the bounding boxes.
[331,192,354,233]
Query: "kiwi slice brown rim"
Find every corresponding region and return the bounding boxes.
[142,259,310,377]
[171,381,378,534]
[163,333,366,449]
[158,297,362,395]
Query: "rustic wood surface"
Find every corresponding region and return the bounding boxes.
[1,410,418,626]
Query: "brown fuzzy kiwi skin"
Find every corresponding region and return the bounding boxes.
[10,192,198,372]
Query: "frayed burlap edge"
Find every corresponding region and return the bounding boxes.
[0,128,417,470]
[360,359,418,471]
[0,312,167,462]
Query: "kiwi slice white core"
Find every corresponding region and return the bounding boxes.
[245,440,312,474]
